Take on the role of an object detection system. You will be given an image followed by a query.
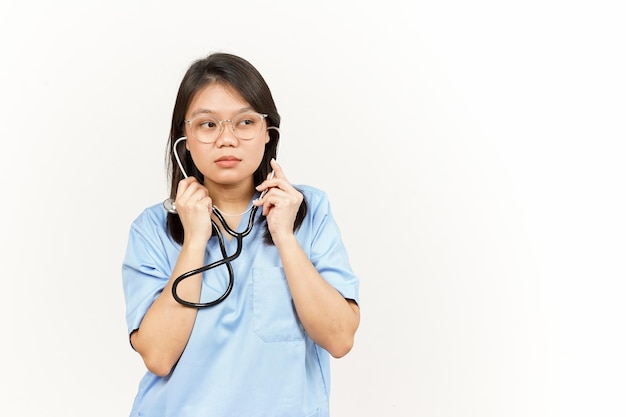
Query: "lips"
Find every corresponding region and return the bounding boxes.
[215,156,241,167]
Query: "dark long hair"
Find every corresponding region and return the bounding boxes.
[165,53,306,245]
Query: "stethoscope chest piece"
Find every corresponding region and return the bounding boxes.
[162,136,188,215]
[163,198,177,214]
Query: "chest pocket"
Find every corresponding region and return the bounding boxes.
[252,267,305,342]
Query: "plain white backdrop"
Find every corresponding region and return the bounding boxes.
[1,1,624,416]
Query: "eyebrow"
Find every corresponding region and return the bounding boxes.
[188,107,255,118]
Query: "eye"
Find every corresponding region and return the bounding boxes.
[235,113,259,128]
[197,119,218,129]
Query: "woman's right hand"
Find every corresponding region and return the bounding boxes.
[132,177,211,377]
[174,177,213,244]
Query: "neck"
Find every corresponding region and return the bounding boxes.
[206,182,256,216]
[213,201,254,217]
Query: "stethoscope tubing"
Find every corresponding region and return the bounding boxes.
[164,128,278,308]
[171,205,257,308]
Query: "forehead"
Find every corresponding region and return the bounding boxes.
[187,82,250,116]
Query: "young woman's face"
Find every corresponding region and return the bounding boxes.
[184,83,269,190]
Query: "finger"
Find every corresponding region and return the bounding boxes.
[176,176,200,196]
[253,185,271,209]
[269,158,287,180]
[182,176,200,186]
[255,186,275,215]
[255,178,283,203]
[177,181,210,208]
[259,188,294,216]
[255,175,277,203]
[256,171,273,191]
[182,184,207,201]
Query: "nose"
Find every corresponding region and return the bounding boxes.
[215,120,238,145]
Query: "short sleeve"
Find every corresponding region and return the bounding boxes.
[122,208,176,335]
[303,189,360,305]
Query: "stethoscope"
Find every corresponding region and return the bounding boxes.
[163,134,277,308]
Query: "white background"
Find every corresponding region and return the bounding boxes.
[1,1,624,416]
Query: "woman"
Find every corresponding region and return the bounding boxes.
[122,52,360,417]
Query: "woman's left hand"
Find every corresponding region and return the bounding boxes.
[254,159,303,243]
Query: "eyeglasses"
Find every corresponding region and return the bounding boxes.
[184,111,269,144]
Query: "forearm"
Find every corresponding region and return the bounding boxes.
[276,235,360,358]
[130,241,206,376]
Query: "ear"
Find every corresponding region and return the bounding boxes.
[266,126,279,144]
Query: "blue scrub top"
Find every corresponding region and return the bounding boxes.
[122,185,359,417]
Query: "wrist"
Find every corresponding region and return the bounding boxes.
[272,232,297,248]
[182,237,209,252]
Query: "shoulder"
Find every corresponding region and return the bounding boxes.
[294,184,338,224]
[294,184,330,208]
[129,202,168,235]
[125,202,179,256]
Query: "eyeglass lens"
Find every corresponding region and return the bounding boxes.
[190,112,265,143]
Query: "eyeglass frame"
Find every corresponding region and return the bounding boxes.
[184,111,270,143]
